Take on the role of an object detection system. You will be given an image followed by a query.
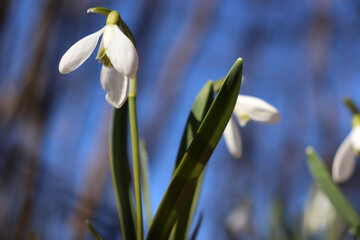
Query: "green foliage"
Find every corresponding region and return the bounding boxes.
[147,58,243,239]
[86,220,104,240]
[171,81,214,240]
[109,105,136,240]
[306,147,360,237]
[140,139,153,227]
[87,7,111,16]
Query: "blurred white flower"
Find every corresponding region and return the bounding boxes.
[332,125,360,183]
[59,11,138,108]
[225,201,251,238]
[303,189,336,237]
[223,95,281,158]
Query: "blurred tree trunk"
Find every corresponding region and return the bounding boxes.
[0,0,61,239]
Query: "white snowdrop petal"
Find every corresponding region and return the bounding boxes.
[103,25,116,47]
[350,126,360,151]
[234,95,281,124]
[332,134,357,183]
[223,117,242,158]
[100,65,112,91]
[100,66,129,108]
[106,25,139,78]
[59,27,105,74]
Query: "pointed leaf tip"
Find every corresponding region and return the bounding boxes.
[306,146,314,155]
[87,7,111,16]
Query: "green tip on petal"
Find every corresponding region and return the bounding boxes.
[87,7,111,16]
[106,11,120,25]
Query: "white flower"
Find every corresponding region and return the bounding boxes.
[223,95,281,158]
[225,201,251,237]
[303,188,336,237]
[59,11,138,108]
[332,125,360,183]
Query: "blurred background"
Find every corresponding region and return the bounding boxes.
[1,0,360,239]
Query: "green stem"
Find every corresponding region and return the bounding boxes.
[129,75,143,240]
[344,97,359,114]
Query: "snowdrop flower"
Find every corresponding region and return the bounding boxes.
[332,114,360,183]
[303,188,336,237]
[59,10,138,108]
[223,95,281,158]
[225,201,252,238]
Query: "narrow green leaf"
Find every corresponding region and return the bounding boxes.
[147,58,243,240]
[171,81,213,240]
[213,78,225,92]
[86,220,104,240]
[87,7,111,16]
[174,80,214,170]
[306,147,360,236]
[190,213,203,240]
[109,105,136,240]
[140,139,153,227]
[173,172,204,240]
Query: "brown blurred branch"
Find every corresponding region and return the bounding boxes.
[67,107,111,240]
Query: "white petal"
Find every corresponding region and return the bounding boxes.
[59,27,105,74]
[332,134,357,183]
[223,117,242,158]
[234,95,281,125]
[350,126,360,151]
[100,66,129,108]
[106,25,139,78]
[103,25,116,47]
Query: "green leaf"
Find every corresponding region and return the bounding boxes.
[306,147,360,237]
[109,105,136,240]
[147,58,243,240]
[171,81,214,240]
[86,220,104,240]
[87,7,111,16]
[190,213,203,240]
[140,139,153,227]
[173,81,214,170]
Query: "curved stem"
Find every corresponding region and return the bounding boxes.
[128,75,143,240]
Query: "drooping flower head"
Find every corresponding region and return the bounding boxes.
[223,95,281,158]
[59,9,138,108]
[332,114,360,182]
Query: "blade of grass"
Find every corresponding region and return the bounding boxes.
[147,58,243,240]
[306,147,360,237]
[109,105,136,240]
[140,139,153,227]
[86,220,104,240]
